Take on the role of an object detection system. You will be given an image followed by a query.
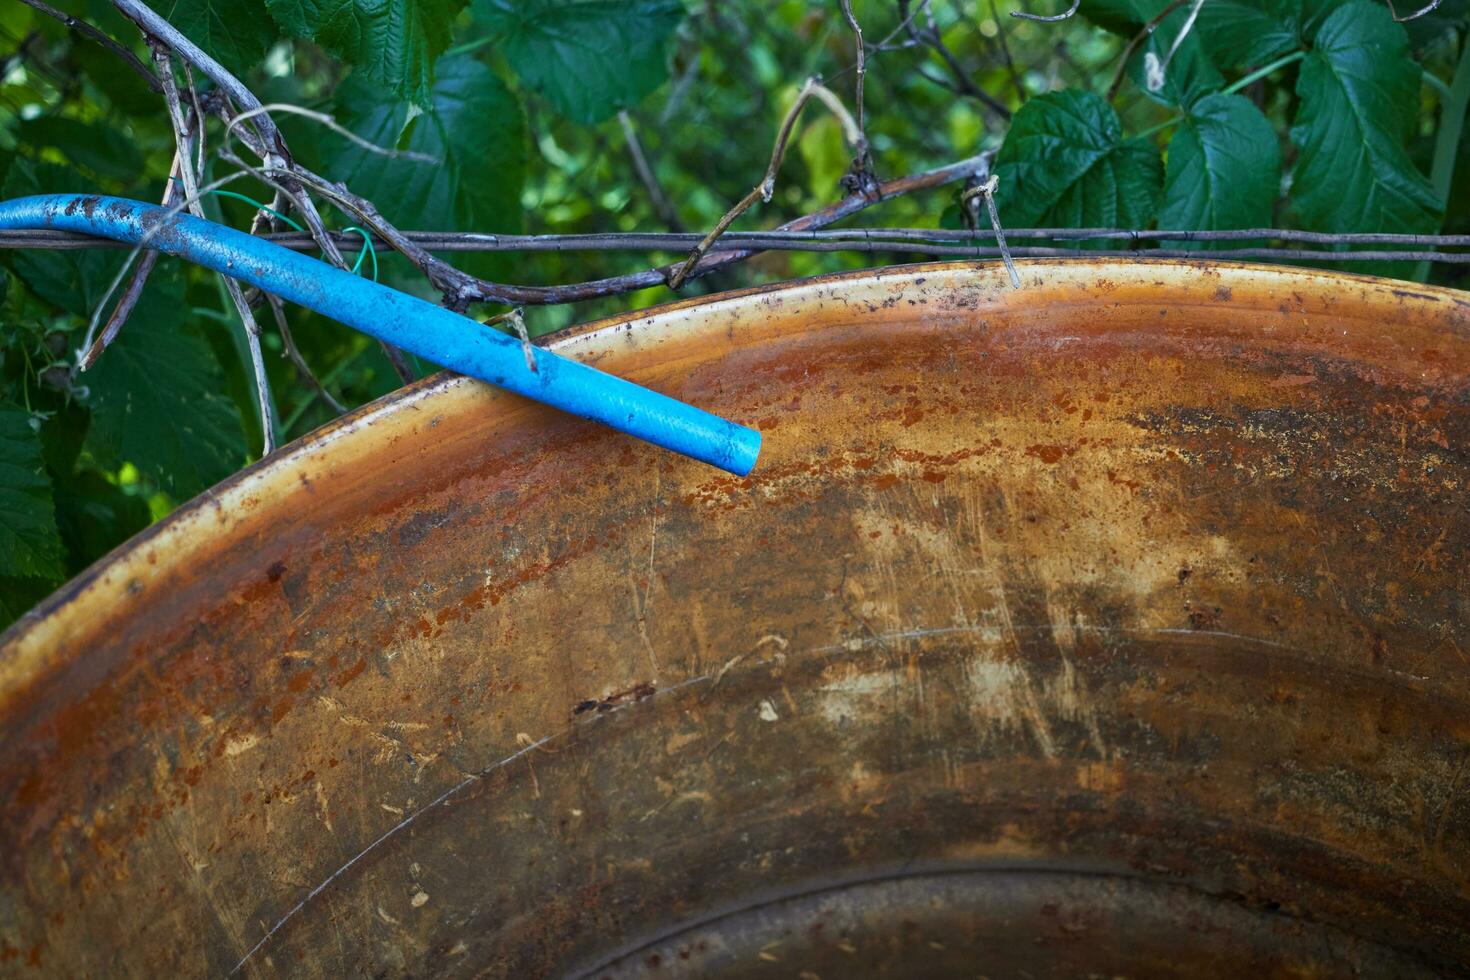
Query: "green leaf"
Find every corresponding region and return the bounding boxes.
[84,287,245,498]
[52,469,153,576]
[1159,93,1280,238]
[17,117,144,185]
[1289,3,1441,237]
[266,0,467,103]
[1080,0,1166,34]
[1,160,125,317]
[0,401,65,581]
[474,0,684,123]
[326,53,525,240]
[1195,0,1333,69]
[993,89,1163,229]
[159,0,279,78]
[1082,0,1220,106]
[1132,24,1222,108]
[0,575,58,632]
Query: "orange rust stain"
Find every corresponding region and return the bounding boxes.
[428,533,605,624]
[335,658,368,688]
[286,667,316,694]
[13,771,43,808]
[1106,470,1141,493]
[1270,374,1318,388]
[1026,444,1076,464]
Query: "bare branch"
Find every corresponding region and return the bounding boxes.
[837,0,876,192]
[113,0,348,275]
[1386,0,1443,20]
[1012,0,1081,23]
[153,45,278,455]
[26,226,1470,253]
[225,103,436,163]
[112,0,280,152]
[18,0,158,91]
[1106,0,1191,100]
[898,0,1012,120]
[266,294,347,415]
[1144,0,1205,93]
[961,173,1020,288]
[617,111,684,231]
[212,97,415,382]
[669,77,862,289]
[868,0,928,52]
[78,150,187,370]
[987,0,1028,103]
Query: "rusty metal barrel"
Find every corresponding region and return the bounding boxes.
[2,261,1468,977]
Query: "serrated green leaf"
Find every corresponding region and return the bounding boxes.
[326,53,525,242]
[993,89,1163,230]
[1289,3,1440,239]
[1133,26,1222,108]
[0,401,65,581]
[1,159,125,317]
[474,0,684,123]
[1194,0,1332,69]
[1160,93,1280,239]
[1081,0,1221,106]
[84,288,245,498]
[158,0,279,78]
[266,0,466,102]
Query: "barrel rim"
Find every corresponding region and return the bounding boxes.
[3,258,1465,694]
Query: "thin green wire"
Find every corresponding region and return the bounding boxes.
[172,179,303,231]
[172,180,376,280]
[342,226,378,281]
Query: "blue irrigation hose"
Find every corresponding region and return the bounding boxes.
[0,195,761,476]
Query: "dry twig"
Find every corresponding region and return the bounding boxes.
[837,0,877,194]
[265,294,347,415]
[669,77,863,289]
[961,174,1020,288]
[1387,0,1443,20]
[151,45,279,453]
[618,111,683,231]
[1012,0,1082,23]
[18,0,159,90]
[1105,0,1191,99]
[62,3,983,315]
[897,0,1012,120]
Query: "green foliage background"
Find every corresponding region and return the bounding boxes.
[0,0,1467,628]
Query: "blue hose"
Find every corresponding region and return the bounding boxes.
[0,195,761,476]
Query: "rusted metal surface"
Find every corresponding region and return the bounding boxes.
[1,261,1467,977]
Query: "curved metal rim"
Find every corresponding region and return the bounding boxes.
[2,258,1466,700]
[569,861,1424,978]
